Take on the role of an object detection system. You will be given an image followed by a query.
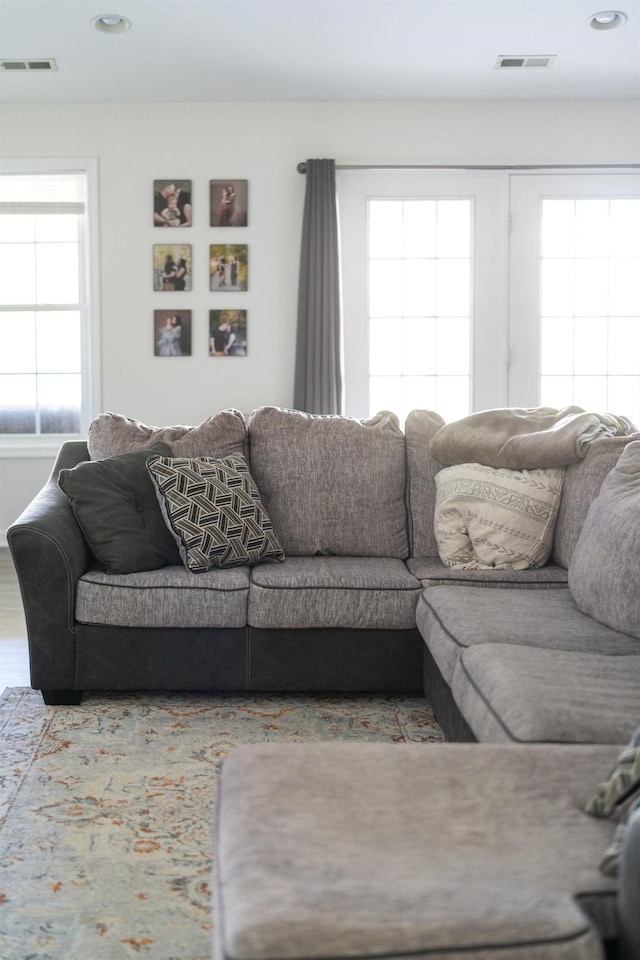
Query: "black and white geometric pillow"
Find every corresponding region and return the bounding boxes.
[147,454,285,572]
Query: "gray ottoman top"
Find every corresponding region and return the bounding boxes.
[215,742,621,960]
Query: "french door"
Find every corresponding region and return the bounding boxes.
[337,168,640,426]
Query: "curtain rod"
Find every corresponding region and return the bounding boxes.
[297,162,640,173]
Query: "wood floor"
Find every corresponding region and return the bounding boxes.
[0,547,30,689]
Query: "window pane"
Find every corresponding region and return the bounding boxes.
[541,260,574,316]
[608,376,640,415]
[0,312,36,373]
[437,317,470,375]
[36,243,79,303]
[610,201,640,257]
[370,318,402,375]
[574,317,607,375]
[0,214,35,243]
[403,260,436,316]
[575,200,610,257]
[436,260,470,316]
[35,214,78,243]
[574,260,608,316]
[540,375,575,409]
[436,376,470,422]
[36,311,82,373]
[38,373,81,433]
[403,318,436,375]
[437,200,471,257]
[573,375,608,411]
[0,374,36,433]
[402,376,437,417]
[541,201,575,257]
[541,317,573,375]
[609,317,640,374]
[369,376,402,418]
[369,201,403,258]
[369,263,399,317]
[403,201,436,258]
[609,260,640,315]
[0,245,36,304]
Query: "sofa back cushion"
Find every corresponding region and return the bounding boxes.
[569,440,640,639]
[247,407,409,557]
[404,409,446,557]
[552,433,640,568]
[88,409,247,460]
[58,442,181,574]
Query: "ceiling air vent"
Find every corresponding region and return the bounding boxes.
[0,59,58,71]
[495,55,557,69]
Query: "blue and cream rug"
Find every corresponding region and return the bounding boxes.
[0,687,443,960]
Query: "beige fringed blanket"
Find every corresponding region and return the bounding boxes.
[429,405,636,469]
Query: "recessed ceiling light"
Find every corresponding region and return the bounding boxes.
[92,14,132,34]
[588,10,628,29]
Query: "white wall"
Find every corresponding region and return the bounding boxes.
[2,99,640,538]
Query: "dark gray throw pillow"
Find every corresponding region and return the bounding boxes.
[58,442,181,573]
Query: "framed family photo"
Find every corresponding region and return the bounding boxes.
[153,244,192,291]
[210,244,247,291]
[209,309,247,357]
[154,310,192,357]
[153,180,192,227]
[210,180,248,227]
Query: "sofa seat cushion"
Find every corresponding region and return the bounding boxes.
[408,556,568,588]
[248,556,422,630]
[246,406,409,557]
[76,565,250,628]
[417,585,639,687]
[452,644,640,744]
[216,742,620,960]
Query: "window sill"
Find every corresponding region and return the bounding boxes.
[0,435,81,459]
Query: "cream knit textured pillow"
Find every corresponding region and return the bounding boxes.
[434,462,564,570]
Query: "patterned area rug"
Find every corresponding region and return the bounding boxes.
[0,687,443,960]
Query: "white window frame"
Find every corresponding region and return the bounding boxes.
[507,172,640,408]
[0,157,101,458]
[338,166,640,421]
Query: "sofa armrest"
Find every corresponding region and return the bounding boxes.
[618,806,640,960]
[7,441,91,692]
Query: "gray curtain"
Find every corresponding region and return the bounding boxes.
[294,159,342,415]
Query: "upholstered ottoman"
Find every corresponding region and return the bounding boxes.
[215,742,623,960]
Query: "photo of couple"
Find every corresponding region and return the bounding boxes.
[153,244,192,291]
[209,244,247,291]
[209,310,247,357]
[154,310,192,357]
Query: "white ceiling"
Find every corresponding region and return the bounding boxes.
[0,0,639,104]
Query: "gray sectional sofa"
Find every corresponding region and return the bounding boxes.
[7,404,640,739]
[8,403,640,960]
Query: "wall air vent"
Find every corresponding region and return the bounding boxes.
[0,59,58,71]
[495,55,556,69]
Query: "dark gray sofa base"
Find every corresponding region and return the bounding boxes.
[40,625,424,704]
[422,641,477,742]
[248,626,422,692]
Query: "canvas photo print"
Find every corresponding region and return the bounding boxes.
[210,180,247,227]
[154,310,192,357]
[210,244,247,291]
[209,309,247,357]
[154,180,192,227]
[154,244,192,291]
